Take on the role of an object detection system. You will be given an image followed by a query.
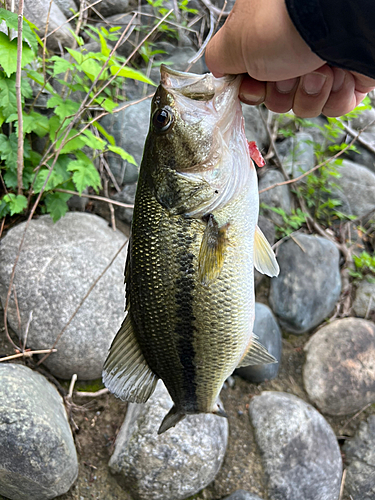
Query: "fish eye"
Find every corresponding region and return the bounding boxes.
[152,107,173,132]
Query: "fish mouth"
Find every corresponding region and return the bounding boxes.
[160,64,239,102]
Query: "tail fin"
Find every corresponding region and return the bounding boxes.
[158,405,186,434]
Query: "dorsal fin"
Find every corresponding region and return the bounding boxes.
[102,313,158,403]
[254,225,279,277]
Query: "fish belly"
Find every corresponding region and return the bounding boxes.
[129,176,257,414]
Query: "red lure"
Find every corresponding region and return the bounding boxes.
[248,141,265,168]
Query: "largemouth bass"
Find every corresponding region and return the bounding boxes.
[103,66,279,434]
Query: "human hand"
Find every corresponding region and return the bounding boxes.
[205,0,375,118]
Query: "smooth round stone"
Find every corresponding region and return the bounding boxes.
[259,169,293,227]
[0,364,78,500]
[343,415,375,500]
[276,132,315,178]
[269,234,341,334]
[249,392,342,500]
[235,303,281,383]
[352,280,375,319]
[0,213,127,380]
[109,382,228,500]
[303,318,375,415]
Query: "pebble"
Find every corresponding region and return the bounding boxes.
[303,317,375,415]
[109,382,228,500]
[249,391,342,500]
[269,233,341,334]
[235,303,282,383]
[0,364,78,500]
[352,280,375,319]
[343,415,375,500]
[0,213,127,380]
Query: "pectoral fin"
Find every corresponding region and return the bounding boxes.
[237,335,277,367]
[102,313,158,403]
[198,214,229,285]
[254,225,279,277]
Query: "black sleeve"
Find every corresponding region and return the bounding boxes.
[285,0,375,79]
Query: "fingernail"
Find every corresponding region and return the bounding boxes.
[302,72,327,95]
[239,92,264,105]
[275,78,297,93]
[332,68,345,92]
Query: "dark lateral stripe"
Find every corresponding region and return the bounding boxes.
[175,240,197,412]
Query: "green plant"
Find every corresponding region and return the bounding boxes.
[348,251,375,282]
[260,204,308,237]
[0,9,154,222]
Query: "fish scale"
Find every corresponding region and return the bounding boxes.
[103,66,279,433]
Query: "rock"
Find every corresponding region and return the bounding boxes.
[242,105,268,150]
[95,0,130,17]
[53,0,78,18]
[329,160,375,218]
[345,145,375,174]
[109,382,228,500]
[276,132,315,178]
[223,491,264,500]
[235,303,281,383]
[249,392,342,500]
[0,213,127,380]
[303,318,375,415]
[113,182,136,223]
[17,0,75,51]
[343,415,375,500]
[101,98,151,186]
[259,169,293,226]
[353,280,375,319]
[0,364,78,500]
[269,234,341,334]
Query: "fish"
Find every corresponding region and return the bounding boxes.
[102,65,279,434]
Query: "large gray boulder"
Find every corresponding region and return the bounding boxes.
[276,132,315,178]
[235,303,281,383]
[303,318,375,415]
[269,234,341,333]
[249,392,342,500]
[0,364,78,500]
[101,98,151,186]
[343,415,375,500]
[109,382,228,500]
[0,213,127,380]
[16,0,75,50]
[329,160,375,218]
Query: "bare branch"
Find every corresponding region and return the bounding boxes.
[0,349,57,363]
[54,188,134,208]
[16,0,24,196]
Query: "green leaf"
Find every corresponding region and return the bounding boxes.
[67,155,101,194]
[0,9,38,52]
[33,168,65,193]
[23,111,50,137]
[98,32,110,57]
[92,122,115,146]
[82,129,106,150]
[66,48,84,65]
[109,65,156,85]
[47,95,80,120]
[0,32,34,76]
[108,145,137,165]
[0,73,17,114]
[2,193,27,215]
[0,133,18,169]
[97,97,117,112]
[26,69,56,95]
[45,191,72,222]
[80,57,104,81]
[49,55,72,76]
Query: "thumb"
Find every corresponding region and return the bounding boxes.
[205,11,247,77]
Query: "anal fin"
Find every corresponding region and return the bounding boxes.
[102,313,158,403]
[198,214,229,285]
[254,225,279,277]
[237,336,277,367]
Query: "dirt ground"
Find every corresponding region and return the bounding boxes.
[1,277,374,500]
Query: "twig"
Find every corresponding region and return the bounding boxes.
[22,310,33,351]
[340,121,375,155]
[104,178,116,231]
[259,121,375,194]
[12,285,21,332]
[291,234,306,252]
[340,402,372,432]
[339,469,346,500]
[67,374,78,400]
[54,189,134,208]
[186,10,215,68]
[0,217,5,239]
[365,295,373,320]
[74,388,109,397]
[36,239,128,366]
[258,107,289,181]
[0,349,57,362]
[199,0,231,17]
[42,0,53,80]
[16,0,24,196]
